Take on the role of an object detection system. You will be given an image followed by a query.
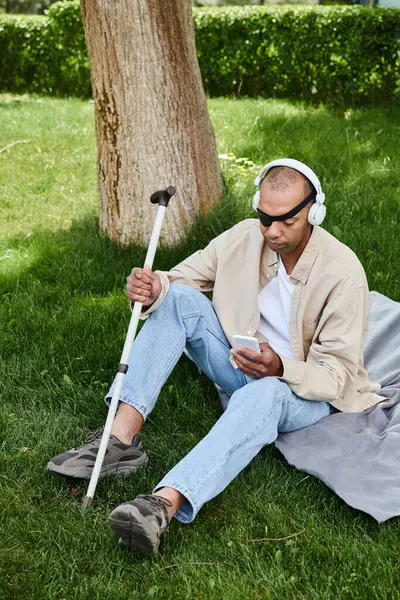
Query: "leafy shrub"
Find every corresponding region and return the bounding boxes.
[0,1,399,106]
[195,5,400,105]
[0,2,89,96]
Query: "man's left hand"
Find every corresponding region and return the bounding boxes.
[231,342,283,379]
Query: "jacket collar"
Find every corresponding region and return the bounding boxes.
[262,226,324,285]
[289,226,323,284]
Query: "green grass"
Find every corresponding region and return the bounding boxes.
[1,93,400,600]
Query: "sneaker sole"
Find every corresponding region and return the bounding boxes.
[109,504,160,555]
[47,452,149,480]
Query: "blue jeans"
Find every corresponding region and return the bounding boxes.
[106,283,333,523]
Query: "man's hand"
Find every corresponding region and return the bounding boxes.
[126,265,162,307]
[230,342,283,379]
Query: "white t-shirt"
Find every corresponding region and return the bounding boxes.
[257,256,296,359]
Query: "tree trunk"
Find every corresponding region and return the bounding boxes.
[80,0,222,246]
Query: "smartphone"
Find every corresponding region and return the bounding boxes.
[233,335,260,353]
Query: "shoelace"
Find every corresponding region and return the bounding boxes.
[139,494,173,528]
[71,427,104,451]
[84,427,104,443]
[142,494,173,510]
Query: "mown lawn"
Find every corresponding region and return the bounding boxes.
[1,93,400,600]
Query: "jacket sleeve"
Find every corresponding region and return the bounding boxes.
[137,237,219,320]
[277,280,370,402]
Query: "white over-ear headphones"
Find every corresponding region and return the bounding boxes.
[252,158,326,226]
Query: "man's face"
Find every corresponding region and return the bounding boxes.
[258,178,312,256]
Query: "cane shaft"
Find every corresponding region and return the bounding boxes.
[83,205,168,506]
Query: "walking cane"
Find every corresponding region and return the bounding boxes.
[82,186,176,508]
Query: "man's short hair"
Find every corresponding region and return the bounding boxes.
[264,166,316,200]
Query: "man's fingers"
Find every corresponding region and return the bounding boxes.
[126,266,157,305]
[234,346,274,367]
[127,278,152,291]
[232,351,261,371]
[260,342,272,352]
[128,291,151,303]
[134,271,153,285]
[235,347,263,364]
[233,355,262,378]
[260,343,274,356]
[132,296,147,303]
[231,350,253,369]
[126,272,152,289]
[142,265,155,282]
[129,266,154,284]
[127,284,151,298]
[143,265,154,278]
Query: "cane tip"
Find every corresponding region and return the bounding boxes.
[82,496,94,509]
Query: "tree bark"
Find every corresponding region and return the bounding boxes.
[80,0,222,246]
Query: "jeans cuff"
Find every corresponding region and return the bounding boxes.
[153,480,199,523]
[104,393,147,421]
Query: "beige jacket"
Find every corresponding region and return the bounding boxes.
[141,219,385,413]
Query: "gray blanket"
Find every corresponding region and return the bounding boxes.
[274,291,400,523]
[207,291,400,522]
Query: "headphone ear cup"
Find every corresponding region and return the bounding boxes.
[316,203,326,225]
[252,190,260,211]
[308,202,326,226]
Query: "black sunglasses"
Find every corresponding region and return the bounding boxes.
[256,191,315,227]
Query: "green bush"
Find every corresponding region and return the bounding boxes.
[0,1,399,106]
[195,6,400,105]
[0,2,89,96]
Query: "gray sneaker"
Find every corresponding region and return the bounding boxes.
[109,494,171,555]
[47,428,148,479]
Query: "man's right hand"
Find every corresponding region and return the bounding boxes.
[126,265,162,307]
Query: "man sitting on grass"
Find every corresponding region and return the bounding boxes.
[48,158,385,556]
